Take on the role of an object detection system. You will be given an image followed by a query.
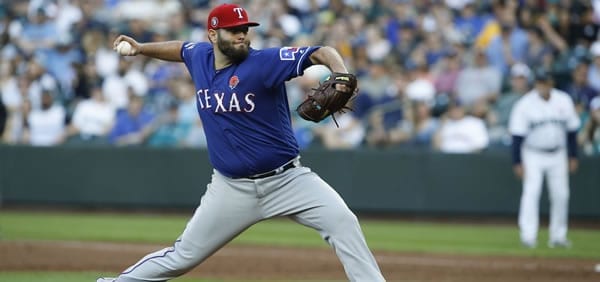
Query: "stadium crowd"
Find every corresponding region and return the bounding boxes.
[0,0,599,155]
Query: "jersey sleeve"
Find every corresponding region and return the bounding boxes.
[181,42,210,74]
[259,46,320,88]
[508,99,528,136]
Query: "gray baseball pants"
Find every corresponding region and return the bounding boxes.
[114,163,385,282]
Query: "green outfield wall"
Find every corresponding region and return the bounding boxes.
[1,145,598,217]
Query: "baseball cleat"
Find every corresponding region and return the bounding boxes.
[548,240,572,248]
[96,278,116,282]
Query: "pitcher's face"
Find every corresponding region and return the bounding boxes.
[216,26,251,63]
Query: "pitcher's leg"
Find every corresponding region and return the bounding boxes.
[519,156,544,245]
[261,168,385,282]
[293,205,384,282]
[547,158,570,243]
[117,173,262,282]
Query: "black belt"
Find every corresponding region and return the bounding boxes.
[526,146,561,153]
[246,160,299,179]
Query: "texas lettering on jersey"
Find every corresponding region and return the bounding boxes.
[196,88,256,113]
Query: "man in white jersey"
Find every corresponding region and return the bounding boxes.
[508,70,580,248]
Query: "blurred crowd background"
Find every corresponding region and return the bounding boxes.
[0,0,599,155]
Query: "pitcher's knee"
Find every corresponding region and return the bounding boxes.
[176,247,204,270]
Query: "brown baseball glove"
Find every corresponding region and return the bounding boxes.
[296,72,358,127]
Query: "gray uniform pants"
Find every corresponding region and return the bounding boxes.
[116,164,385,282]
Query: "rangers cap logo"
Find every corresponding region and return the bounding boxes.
[207,3,259,30]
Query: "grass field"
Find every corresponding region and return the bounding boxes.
[2,210,600,282]
[1,210,599,259]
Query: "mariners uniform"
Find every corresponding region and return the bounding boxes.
[508,72,580,248]
[98,4,385,282]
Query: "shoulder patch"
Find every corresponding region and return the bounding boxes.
[279,47,299,61]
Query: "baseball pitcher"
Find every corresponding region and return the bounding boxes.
[97,3,385,282]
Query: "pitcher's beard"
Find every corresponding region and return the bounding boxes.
[218,37,250,64]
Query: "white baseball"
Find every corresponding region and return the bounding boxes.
[595,263,600,272]
[116,41,132,55]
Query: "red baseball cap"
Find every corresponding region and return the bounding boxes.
[207,4,259,30]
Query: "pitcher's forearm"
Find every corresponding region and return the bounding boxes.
[139,41,185,62]
[309,46,348,73]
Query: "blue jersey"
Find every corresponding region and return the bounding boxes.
[181,42,319,178]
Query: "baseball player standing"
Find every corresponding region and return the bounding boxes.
[97,3,385,282]
[509,70,580,248]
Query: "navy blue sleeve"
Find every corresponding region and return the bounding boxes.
[567,131,578,158]
[511,135,524,165]
[299,50,316,71]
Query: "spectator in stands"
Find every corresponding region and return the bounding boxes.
[39,33,84,102]
[121,18,155,44]
[489,63,532,146]
[14,7,58,56]
[366,107,408,148]
[407,100,439,148]
[313,111,366,150]
[564,4,598,48]
[4,98,31,145]
[579,96,600,156]
[113,0,181,31]
[524,27,554,69]
[1,60,21,123]
[1,75,34,144]
[145,76,196,148]
[147,101,189,148]
[454,47,502,106]
[433,100,489,153]
[432,49,462,97]
[173,78,198,127]
[66,85,115,146]
[22,90,66,146]
[144,33,187,114]
[53,0,83,37]
[109,94,154,146]
[365,24,392,63]
[21,59,58,111]
[94,28,121,79]
[72,53,100,103]
[392,21,419,66]
[102,57,148,111]
[358,60,393,103]
[452,2,489,45]
[485,21,529,76]
[365,73,411,148]
[587,41,600,93]
[564,60,598,115]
